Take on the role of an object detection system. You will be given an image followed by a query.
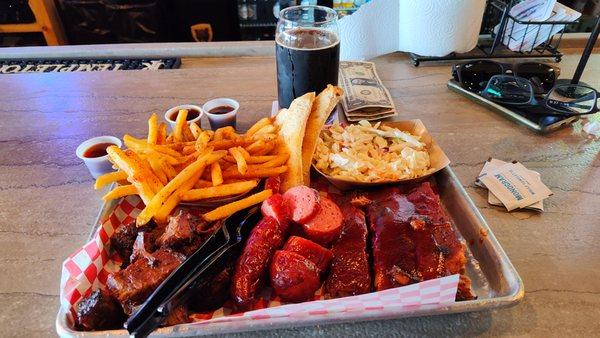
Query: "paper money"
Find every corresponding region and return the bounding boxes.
[339,61,396,121]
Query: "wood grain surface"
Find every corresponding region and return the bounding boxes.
[0,49,598,337]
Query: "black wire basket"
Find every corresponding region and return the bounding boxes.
[485,0,580,60]
[411,0,581,66]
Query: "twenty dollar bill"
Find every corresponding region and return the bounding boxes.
[339,61,396,121]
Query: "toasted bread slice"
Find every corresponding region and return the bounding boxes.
[274,92,315,192]
[302,85,343,185]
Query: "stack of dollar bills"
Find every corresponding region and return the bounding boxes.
[339,61,396,122]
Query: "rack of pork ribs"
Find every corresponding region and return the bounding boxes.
[75,181,475,332]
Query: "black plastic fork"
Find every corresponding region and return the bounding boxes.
[124,206,262,338]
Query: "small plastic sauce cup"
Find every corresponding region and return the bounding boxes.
[75,136,122,179]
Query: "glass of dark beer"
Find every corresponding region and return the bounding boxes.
[276,5,340,108]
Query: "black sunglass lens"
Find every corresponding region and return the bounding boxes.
[459,61,503,92]
[481,75,533,105]
[515,63,557,93]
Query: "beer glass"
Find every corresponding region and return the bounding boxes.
[276,5,340,108]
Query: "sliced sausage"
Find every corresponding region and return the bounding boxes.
[261,193,289,228]
[231,216,286,310]
[269,250,321,302]
[301,197,343,246]
[283,236,333,272]
[264,175,281,194]
[282,185,320,223]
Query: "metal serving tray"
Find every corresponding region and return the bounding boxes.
[56,166,524,337]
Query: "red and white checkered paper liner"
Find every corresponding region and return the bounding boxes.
[60,182,459,328]
[60,195,146,318]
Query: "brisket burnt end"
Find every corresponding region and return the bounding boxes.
[75,289,126,331]
[106,248,186,314]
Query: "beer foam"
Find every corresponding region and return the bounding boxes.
[276,28,340,51]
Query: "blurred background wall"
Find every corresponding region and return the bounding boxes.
[0,0,597,47]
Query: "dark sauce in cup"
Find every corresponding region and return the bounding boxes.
[206,105,236,130]
[169,108,201,121]
[208,105,235,114]
[83,142,114,158]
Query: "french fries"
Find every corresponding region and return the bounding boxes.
[254,124,276,136]
[126,150,164,194]
[161,160,178,180]
[147,156,168,185]
[157,122,167,145]
[103,185,137,201]
[229,147,248,174]
[210,138,250,150]
[106,146,155,204]
[195,131,211,151]
[190,122,201,139]
[182,180,258,201]
[246,140,265,153]
[173,109,188,142]
[246,117,271,137]
[203,189,273,222]
[214,126,236,141]
[94,171,128,190]
[254,153,289,168]
[224,154,275,164]
[147,113,159,144]
[210,162,223,186]
[136,151,226,226]
[183,124,195,142]
[194,179,213,189]
[222,166,288,179]
[97,110,288,224]
[254,141,276,156]
[124,135,181,158]
[154,170,202,223]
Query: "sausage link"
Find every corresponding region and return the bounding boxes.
[230,216,286,310]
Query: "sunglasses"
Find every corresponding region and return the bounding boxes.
[452,60,560,94]
[453,60,597,116]
[481,75,599,116]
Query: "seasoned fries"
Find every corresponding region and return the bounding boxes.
[210,162,223,186]
[136,151,225,225]
[154,170,203,223]
[147,113,159,144]
[229,147,248,174]
[172,109,186,142]
[106,146,155,204]
[157,123,167,144]
[222,166,288,179]
[182,180,259,201]
[203,189,273,222]
[94,171,128,190]
[194,179,213,189]
[147,156,168,185]
[246,117,271,137]
[96,110,288,225]
[190,122,201,139]
[103,185,137,201]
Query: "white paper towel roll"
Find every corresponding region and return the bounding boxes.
[339,0,486,60]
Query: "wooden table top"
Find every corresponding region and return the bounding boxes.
[0,50,598,337]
